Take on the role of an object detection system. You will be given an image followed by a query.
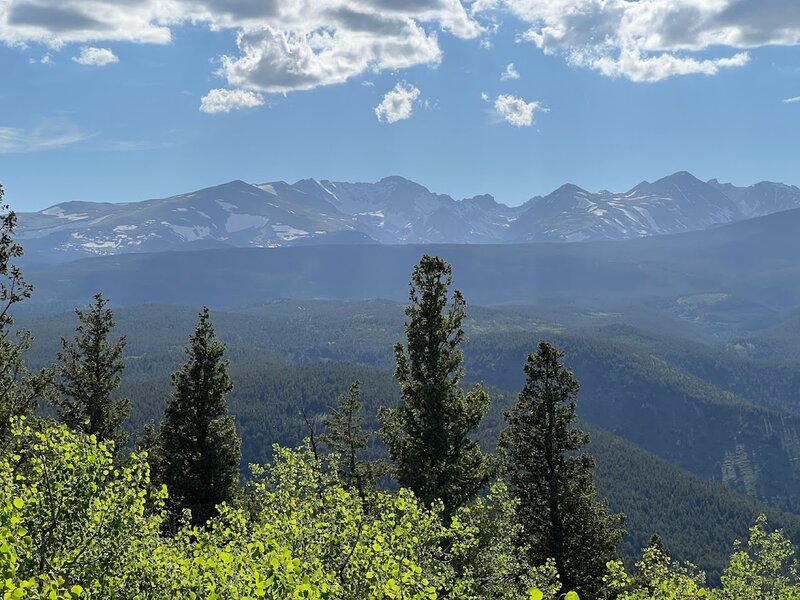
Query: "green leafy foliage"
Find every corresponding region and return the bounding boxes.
[0,418,164,599]
[605,540,708,599]
[608,515,800,599]
[716,514,800,599]
[0,418,563,599]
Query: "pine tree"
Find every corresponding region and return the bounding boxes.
[380,255,494,518]
[321,381,387,500]
[54,293,130,452]
[159,307,240,526]
[499,341,625,598]
[0,184,52,444]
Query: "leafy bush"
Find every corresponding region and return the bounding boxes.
[1,420,557,599]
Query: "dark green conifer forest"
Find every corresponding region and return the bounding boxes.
[4,185,800,599]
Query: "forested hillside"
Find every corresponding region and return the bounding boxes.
[18,297,800,510]
[13,299,800,580]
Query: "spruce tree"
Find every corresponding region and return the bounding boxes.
[159,307,240,526]
[380,255,493,518]
[54,293,130,452]
[0,184,52,444]
[321,381,387,500]
[499,341,625,598]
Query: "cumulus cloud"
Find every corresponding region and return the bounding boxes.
[505,0,798,81]
[219,23,441,94]
[783,96,800,104]
[493,94,542,126]
[500,62,520,80]
[199,88,265,113]
[2,2,173,46]
[3,0,800,88]
[375,82,421,123]
[72,46,119,66]
[1,0,482,93]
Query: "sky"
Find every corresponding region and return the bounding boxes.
[1,0,799,211]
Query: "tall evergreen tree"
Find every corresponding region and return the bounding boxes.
[500,341,625,598]
[321,381,387,500]
[380,255,493,518]
[159,307,240,526]
[54,293,130,452]
[0,184,52,444]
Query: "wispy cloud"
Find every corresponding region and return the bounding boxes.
[0,119,94,153]
[783,96,800,104]
[97,138,177,152]
[29,52,54,65]
[500,63,520,80]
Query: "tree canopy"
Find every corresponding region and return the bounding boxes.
[380,255,494,518]
[54,292,130,453]
[158,307,241,526]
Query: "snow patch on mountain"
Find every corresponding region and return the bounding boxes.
[170,224,212,241]
[42,207,88,221]
[225,213,270,233]
[272,225,309,240]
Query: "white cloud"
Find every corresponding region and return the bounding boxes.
[199,88,264,113]
[0,0,482,93]
[0,119,93,153]
[3,0,799,87]
[72,47,119,66]
[500,62,520,80]
[783,96,800,104]
[493,94,542,127]
[504,0,798,82]
[375,82,421,123]
[581,47,750,82]
[29,52,54,65]
[218,22,442,94]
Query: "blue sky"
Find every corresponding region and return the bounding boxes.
[1,0,799,211]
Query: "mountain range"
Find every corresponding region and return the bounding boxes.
[16,171,800,262]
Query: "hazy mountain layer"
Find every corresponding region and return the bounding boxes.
[20,204,800,315]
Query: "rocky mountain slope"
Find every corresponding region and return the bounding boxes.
[16,171,800,261]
